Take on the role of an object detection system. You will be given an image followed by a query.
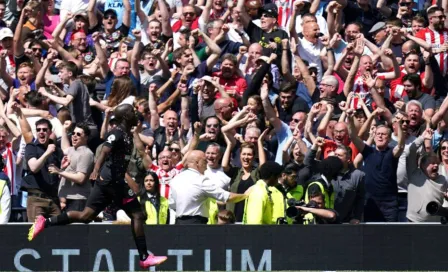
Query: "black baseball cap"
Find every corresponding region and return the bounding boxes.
[261,3,278,18]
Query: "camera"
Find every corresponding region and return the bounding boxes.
[285,198,319,220]
[426,201,448,224]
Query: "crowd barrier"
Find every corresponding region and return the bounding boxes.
[1,223,446,271]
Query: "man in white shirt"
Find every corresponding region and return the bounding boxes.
[204,143,230,190]
[169,150,248,224]
[297,21,324,81]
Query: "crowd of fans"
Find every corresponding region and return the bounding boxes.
[0,0,447,225]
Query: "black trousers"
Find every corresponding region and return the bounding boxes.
[176,215,208,225]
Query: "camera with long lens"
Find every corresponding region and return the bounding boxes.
[426,201,448,225]
[285,198,318,224]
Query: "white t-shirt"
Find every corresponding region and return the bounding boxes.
[297,37,324,81]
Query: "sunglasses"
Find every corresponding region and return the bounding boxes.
[292,118,301,123]
[206,124,219,128]
[104,15,117,20]
[401,119,410,124]
[442,146,448,151]
[37,128,48,132]
[72,132,83,137]
[32,48,42,52]
[183,12,195,16]
[399,2,412,6]
[169,147,181,152]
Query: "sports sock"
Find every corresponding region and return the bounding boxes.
[45,212,70,228]
[135,236,149,261]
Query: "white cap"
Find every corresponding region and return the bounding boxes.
[0,28,13,40]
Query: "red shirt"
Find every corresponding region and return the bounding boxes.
[416,27,448,76]
[172,18,199,33]
[389,66,428,103]
[212,72,247,108]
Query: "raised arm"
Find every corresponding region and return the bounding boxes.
[257,129,269,166]
[222,130,236,172]
[0,50,12,87]
[260,81,282,132]
[236,0,251,28]
[294,54,316,97]
[131,30,142,81]
[11,103,33,144]
[122,0,131,28]
[36,49,58,88]
[87,0,98,28]
[148,86,161,131]
[92,32,110,79]
[195,29,222,71]
[13,5,30,58]
[346,109,365,153]
[157,0,173,38]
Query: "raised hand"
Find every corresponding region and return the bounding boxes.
[239,46,248,55]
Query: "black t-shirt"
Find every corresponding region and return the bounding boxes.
[22,141,64,197]
[277,96,310,123]
[95,24,130,55]
[343,2,383,37]
[100,127,133,183]
[234,175,255,222]
[246,21,289,68]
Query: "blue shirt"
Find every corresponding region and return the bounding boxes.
[361,145,399,199]
[274,121,293,165]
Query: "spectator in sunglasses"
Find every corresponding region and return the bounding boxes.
[52,121,94,213]
[23,118,64,222]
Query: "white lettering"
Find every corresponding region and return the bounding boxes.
[129,249,156,272]
[52,249,80,272]
[14,248,41,272]
[241,249,272,271]
[167,249,192,271]
[226,249,232,271]
[93,249,115,272]
[204,249,210,271]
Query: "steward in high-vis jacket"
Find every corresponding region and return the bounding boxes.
[304,156,344,210]
[243,161,285,224]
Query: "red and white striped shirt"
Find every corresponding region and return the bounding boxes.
[1,143,17,195]
[274,0,293,28]
[149,162,183,199]
[416,27,448,76]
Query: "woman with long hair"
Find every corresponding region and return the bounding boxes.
[139,172,169,225]
[102,76,136,107]
[438,139,448,178]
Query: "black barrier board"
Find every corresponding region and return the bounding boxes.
[1,224,446,271]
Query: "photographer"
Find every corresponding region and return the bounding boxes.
[297,191,340,224]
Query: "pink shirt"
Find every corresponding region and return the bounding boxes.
[43,14,60,39]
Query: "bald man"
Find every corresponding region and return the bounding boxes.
[169,150,249,224]
[152,110,180,152]
[214,98,234,124]
[298,21,324,81]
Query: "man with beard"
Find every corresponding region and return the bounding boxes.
[276,81,309,123]
[22,118,63,222]
[236,0,288,68]
[402,74,435,117]
[389,51,433,103]
[416,6,448,76]
[28,104,168,269]
[213,54,247,107]
[347,108,405,222]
